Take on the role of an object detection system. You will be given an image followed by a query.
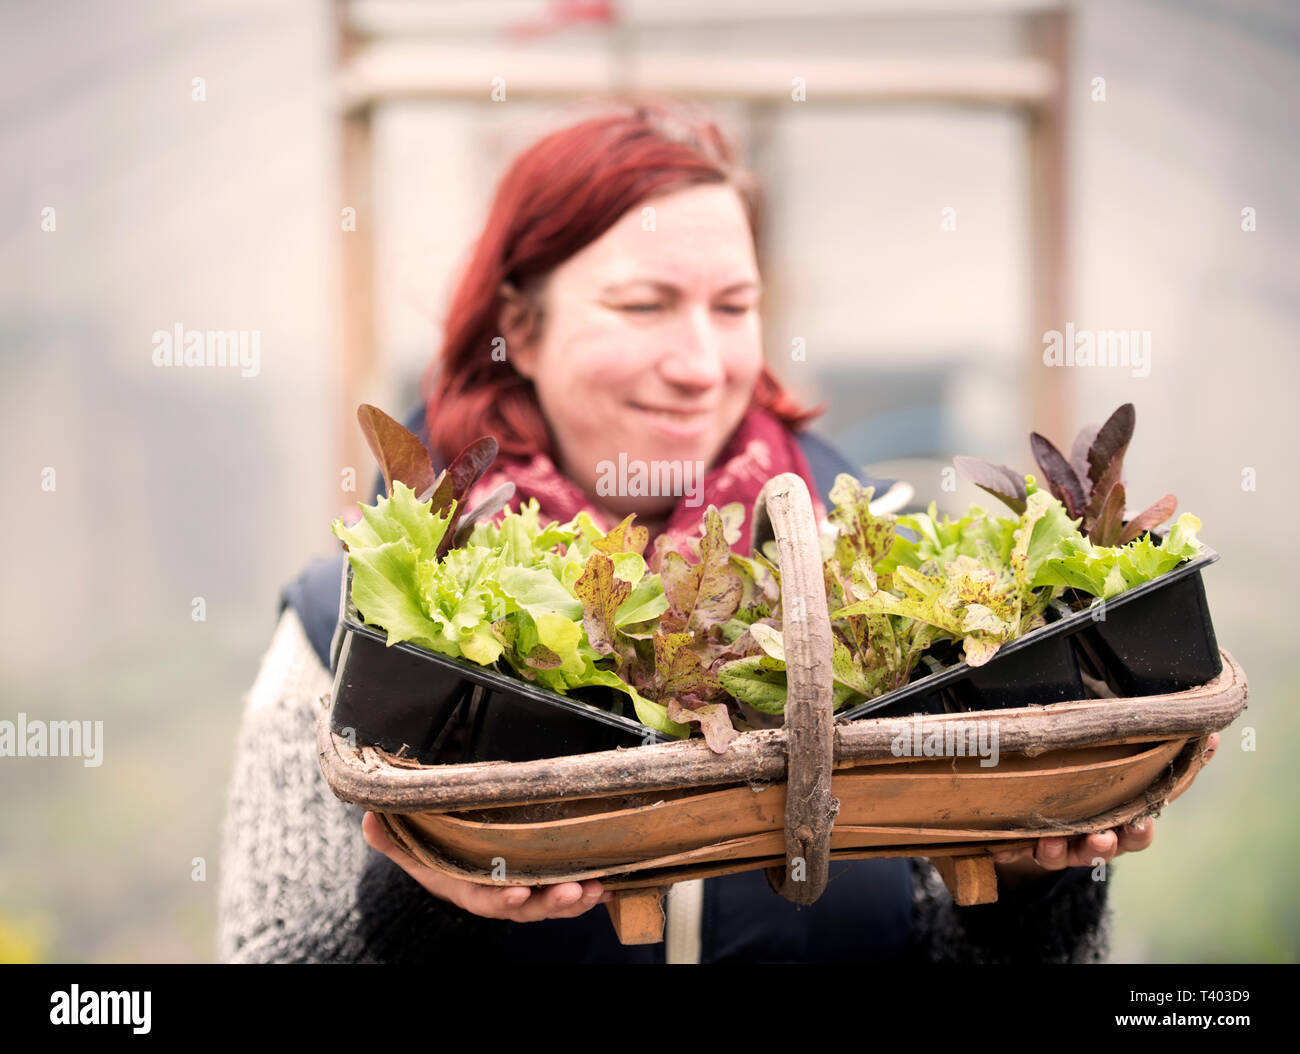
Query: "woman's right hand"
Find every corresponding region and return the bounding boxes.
[361,811,612,922]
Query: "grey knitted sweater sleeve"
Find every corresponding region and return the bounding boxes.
[216,609,1112,963]
[216,607,374,963]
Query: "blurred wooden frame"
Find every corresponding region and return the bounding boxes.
[330,0,1071,481]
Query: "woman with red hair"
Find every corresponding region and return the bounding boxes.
[417,98,828,558]
[217,98,1133,963]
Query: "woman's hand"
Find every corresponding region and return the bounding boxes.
[991,732,1219,890]
[361,811,612,922]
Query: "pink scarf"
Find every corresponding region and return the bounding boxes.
[462,405,826,562]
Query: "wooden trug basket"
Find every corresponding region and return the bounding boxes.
[317,473,1248,945]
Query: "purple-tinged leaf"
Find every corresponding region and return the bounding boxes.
[647,631,735,751]
[1029,432,1086,519]
[429,476,463,561]
[1070,423,1098,490]
[357,404,438,498]
[431,437,503,559]
[1085,403,1135,490]
[452,481,517,547]
[952,456,1028,515]
[666,696,737,754]
[1092,481,1127,547]
[1118,493,1178,545]
[827,475,893,568]
[445,436,499,504]
[574,554,633,658]
[654,509,743,636]
[653,631,724,700]
[418,470,456,513]
[690,509,744,633]
[1083,454,1124,534]
[658,552,697,629]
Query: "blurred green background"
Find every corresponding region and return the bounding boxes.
[1,0,1296,963]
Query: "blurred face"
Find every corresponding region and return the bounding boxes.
[504,182,764,523]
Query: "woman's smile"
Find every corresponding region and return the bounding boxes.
[628,400,716,439]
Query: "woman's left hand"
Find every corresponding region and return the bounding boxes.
[991,731,1218,890]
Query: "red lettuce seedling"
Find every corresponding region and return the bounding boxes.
[351,404,512,557]
[954,402,1177,547]
[357,403,440,498]
[950,456,1028,516]
[574,506,748,753]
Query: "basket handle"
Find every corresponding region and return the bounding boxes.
[750,472,839,906]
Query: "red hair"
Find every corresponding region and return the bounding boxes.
[422,95,825,465]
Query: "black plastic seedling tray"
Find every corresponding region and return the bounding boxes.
[837,541,1222,721]
[328,563,672,765]
[1068,546,1222,697]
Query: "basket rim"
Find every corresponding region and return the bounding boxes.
[316,648,1247,813]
